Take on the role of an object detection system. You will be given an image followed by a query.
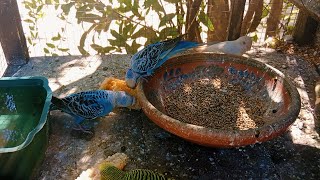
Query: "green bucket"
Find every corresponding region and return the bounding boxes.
[0,76,52,179]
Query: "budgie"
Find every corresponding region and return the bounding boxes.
[51,90,135,133]
[199,36,252,56]
[99,163,170,180]
[125,35,199,88]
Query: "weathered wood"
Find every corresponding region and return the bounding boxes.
[265,0,284,38]
[0,0,29,66]
[227,0,246,40]
[207,0,230,41]
[288,0,320,21]
[293,10,319,45]
[185,0,202,42]
[248,0,263,33]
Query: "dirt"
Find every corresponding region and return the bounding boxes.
[7,49,320,179]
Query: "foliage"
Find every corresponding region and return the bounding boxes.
[22,0,70,56]
[21,0,300,56]
[21,0,220,55]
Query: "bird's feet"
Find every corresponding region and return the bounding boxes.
[139,76,149,83]
[72,123,94,135]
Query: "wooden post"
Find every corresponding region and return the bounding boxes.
[186,0,202,42]
[265,0,284,39]
[227,0,246,41]
[0,0,29,66]
[293,10,319,45]
[207,0,230,42]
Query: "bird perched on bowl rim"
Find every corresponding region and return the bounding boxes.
[51,90,135,133]
[125,35,199,89]
[125,35,253,89]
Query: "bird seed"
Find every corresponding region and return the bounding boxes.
[163,77,267,130]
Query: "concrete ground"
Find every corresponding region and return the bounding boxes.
[8,49,320,179]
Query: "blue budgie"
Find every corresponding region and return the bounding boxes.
[125,35,198,88]
[51,90,135,133]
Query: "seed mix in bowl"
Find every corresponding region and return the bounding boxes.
[163,77,268,130]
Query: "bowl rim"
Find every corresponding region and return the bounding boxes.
[137,52,301,147]
[0,76,52,153]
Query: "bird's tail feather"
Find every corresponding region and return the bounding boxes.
[51,96,65,110]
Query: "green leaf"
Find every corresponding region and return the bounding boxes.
[261,8,269,19]
[31,31,35,38]
[91,44,115,54]
[125,43,133,54]
[119,21,123,35]
[110,29,126,41]
[131,40,141,53]
[159,13,176,27]
[144,0,163,13]
[78,13,102,23]
[52,53,59,56]
[27,37,32,45]
[36,5,43,13]
[78,31,90,55]
[51,33,61,41]
[29,26,35,31]
[123,23,134,35]
[132,27,157,39]
[46,43,55,48]
[130,24,138,35]
[94,3,105,14]
[119,0,132,7]
[61,2,75,15]
[45,0,53,5]
[43,48,50,53]
[91,44,103,51]
[94,22,105,33]
[252,34,258,42]
[102,46,116,53]
[132,0,141,18]
[108,39,122,47]
[24,19,34,23]
[159,27,178,39]
[198,12,214,31]
[28,12,36,18]
[58,48,69,52]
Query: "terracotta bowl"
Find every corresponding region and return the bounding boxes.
[136,53,301,148]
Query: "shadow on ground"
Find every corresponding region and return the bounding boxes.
[7,50,320,179]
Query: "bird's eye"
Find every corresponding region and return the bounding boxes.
[242,41,245,45]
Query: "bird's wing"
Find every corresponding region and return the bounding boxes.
[130,36,183,74]
[63,92,107,119]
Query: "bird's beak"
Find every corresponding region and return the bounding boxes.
[125,69,138,88]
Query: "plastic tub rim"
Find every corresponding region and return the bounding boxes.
[0,76,52,153]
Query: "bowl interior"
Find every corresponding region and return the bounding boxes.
[143,54,296,131]
[0,78,48,149]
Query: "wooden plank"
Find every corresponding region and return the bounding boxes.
[0,0,29,66]
[288,0,320,21]
[186,0,202,42]
[293,10,319,45]
[227,0,246,41]
[265,0,284,38]
[207,0,230,42]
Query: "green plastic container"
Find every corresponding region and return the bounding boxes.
[0,76,52,179]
